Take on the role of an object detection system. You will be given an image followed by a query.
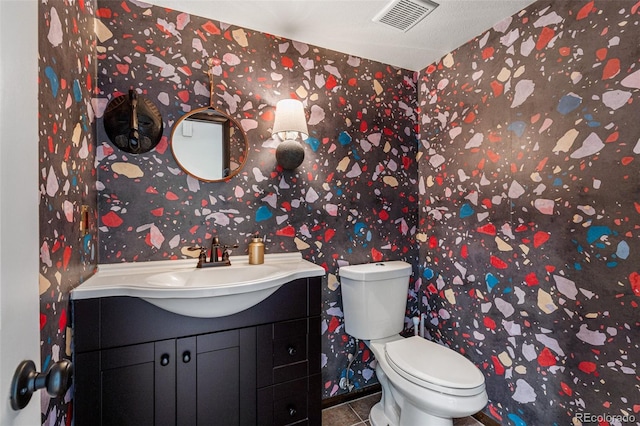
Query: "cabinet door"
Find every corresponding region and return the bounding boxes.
[192,328,257,426]
[176,336,197,425]
[80,339,176,426]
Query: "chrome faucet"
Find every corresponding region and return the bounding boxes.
[189,236,238,268]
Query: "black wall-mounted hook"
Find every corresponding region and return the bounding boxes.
[10,359,72,411]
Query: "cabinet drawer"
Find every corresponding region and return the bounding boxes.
[257,377,308,426]
[273,333,307,366]
[258,319,313,387]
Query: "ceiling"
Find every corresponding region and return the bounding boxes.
[145,0,536,71]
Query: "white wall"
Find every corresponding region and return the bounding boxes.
[0,0,41,424]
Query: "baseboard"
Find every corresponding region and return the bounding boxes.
[321,384,382,409]
[473,410,501,426]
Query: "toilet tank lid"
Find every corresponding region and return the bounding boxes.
[339,261,411,281]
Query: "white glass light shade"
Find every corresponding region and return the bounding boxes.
[272,99,308,141]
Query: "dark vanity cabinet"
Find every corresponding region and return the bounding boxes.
[72,277,322,426]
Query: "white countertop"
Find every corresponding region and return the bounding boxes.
[71,252,326,301]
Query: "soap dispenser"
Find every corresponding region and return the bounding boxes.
[248,233,264,265]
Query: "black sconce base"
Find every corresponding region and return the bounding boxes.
[276,139,305,170]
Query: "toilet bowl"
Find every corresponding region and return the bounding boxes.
[368,335,487,426]
[339,261,488,426]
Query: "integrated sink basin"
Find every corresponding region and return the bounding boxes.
[145,264,281,288]
[71,252,325,318]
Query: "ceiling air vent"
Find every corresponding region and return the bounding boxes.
[372,0,439,32]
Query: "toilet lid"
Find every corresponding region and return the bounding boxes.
[385,336,485,396]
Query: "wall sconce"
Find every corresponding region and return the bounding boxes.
[272,99,308,170]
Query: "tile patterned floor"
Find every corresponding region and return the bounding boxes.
[322,392,484,426]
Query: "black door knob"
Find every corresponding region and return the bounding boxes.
[10,359,72,410]
[182,351,191,363]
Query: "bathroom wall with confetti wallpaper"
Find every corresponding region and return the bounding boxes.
[38,0,98,424]
[37,0,639,425]
[94,0,419,403]
[418,1,640,425]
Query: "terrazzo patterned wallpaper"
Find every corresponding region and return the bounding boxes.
[38,0,98,424]
[94,0,419,402]
[36,0,639,425]
[418,1,640,425]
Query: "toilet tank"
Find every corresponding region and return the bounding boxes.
[340,261,412,340]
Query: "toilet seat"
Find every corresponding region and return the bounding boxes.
[384,336,485,397]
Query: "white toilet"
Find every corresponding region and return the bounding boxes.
[340,261,488,426]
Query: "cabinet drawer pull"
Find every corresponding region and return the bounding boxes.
[182,351,191,363]
[160,354,170,366]
[287,346,297,356]
[288,406,296,417]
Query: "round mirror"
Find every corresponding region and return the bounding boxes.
[170,106,248,182]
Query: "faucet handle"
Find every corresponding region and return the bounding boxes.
[188,246,207,267]
[220,244,239,262]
